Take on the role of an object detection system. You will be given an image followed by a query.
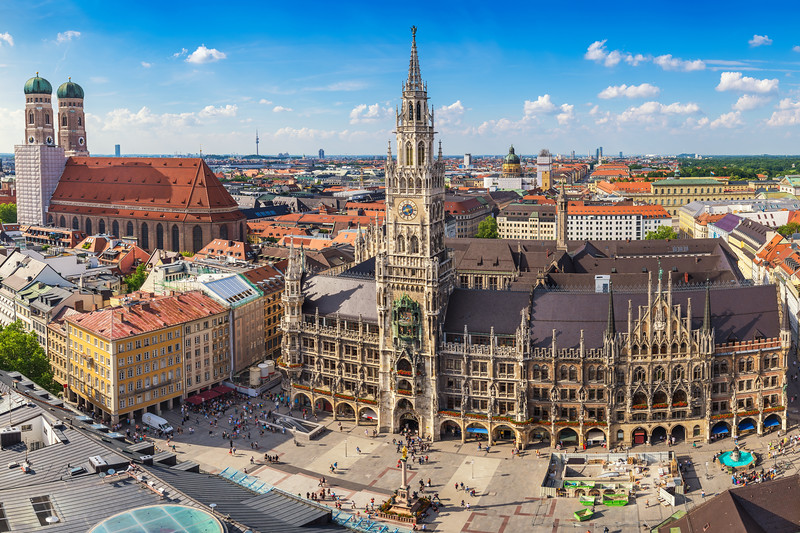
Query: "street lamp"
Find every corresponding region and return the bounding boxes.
[471,460,475,480]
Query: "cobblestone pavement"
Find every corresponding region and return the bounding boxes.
[133,359,800,533]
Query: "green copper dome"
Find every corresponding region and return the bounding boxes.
[57,78,84,99]
[504,145,520,164]
[23,73,52,95]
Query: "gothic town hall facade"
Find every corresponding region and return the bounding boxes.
[279,30,789,449]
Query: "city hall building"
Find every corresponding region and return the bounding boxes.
[279,29,789,449]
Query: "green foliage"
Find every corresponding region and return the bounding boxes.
[646,226,678,240]
[124,264,147,293]
[678,156,800,181]
[180,251,194,257]
[476,216,498,239]
[0,203,17,223]
[0,321,56,393]
[777,222,800,237]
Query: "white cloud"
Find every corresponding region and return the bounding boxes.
[524,94,557,116]
[173,48,188,58]
[259,99,273,105]
[97,104,238,131]
[437,101,465,127]
[0,32,13,47]
[584,40,703,71]
[141,61,152,68]
[272,105,293,113]
[273,127,337,140]
[198,104,237,118]
[616,101,700,125]
[653,54,705,72]
[732,94,770,111]
[348,103,391,124]
[794,45,800,53]
[56,30,80,44]
[185,45,226,64]
[598,83,660,99]
[90,76,108,84]
[710,111,743,129]
[767,98,800,126]
[556,103,575,125]
[749,34,773,47]
[716,71,779,93]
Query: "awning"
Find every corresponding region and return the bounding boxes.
[185,395,203,405]
[466,427,488,434]
[212,384,234,395]
[764,418,781,427]
[197,390,221,402]
[738,421,755,431]
[712,425,730,435]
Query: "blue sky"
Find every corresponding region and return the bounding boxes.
[2,0,800,156]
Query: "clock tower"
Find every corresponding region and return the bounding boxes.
[376,27,453,438]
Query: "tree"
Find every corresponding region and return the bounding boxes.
[646,225,678,240]
[0,321,56,393]
[124,264,147,292]
[0,203,17,223]
[476,216,498,238]
[777,222,800,237]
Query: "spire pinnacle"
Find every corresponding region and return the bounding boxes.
[703,279,712,332]
[406,26,423,91]
[606,281,616,337]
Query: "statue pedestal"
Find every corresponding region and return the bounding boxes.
[389,460,423,517]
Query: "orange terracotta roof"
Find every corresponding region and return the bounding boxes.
[67,291,226,340]
[49,157,244,223]
[569,205,670,218]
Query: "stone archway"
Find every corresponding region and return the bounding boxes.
[292,391,312,408]
[763,413,781,433]
[632,427,647,445]
[670,425,686,443]
[737,417,757,435]
[316,398,333,412]
[651,426,668,444]
[492,424,516,445]
[335,402,356,420]
[711,421,731,441]
[359,406,378,424]
[465,421,489,442]
[585,428,606,447]
[440,420,462,440]
[398,412,419,433]
[529,427,551,447]
[557,427,579,446]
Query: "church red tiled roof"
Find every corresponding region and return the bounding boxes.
[49,157,243,223]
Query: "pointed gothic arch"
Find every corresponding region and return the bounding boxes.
[418,141,425,165]
[59,215,65,227]
[72,217,79,230]
[61,114,67,127]
[85,218,92,235]
[98,219,105,235]
[192,225,203,252]
[172,225,180,251]
[409,234,419,254]
[126,221,133,237]
[220,224,228,240]
[405,142,413,166]
[416,101,421,121]
[112,220,119,238]
[408,102,414,121]
[396,234,405,253]
[156,223,164,249]
[141,222,149,249]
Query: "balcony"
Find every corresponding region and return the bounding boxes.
[120,379,173,399]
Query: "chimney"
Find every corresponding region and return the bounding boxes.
[74,300,84,313]
[141,302,151,312]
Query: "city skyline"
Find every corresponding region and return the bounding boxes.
[2,0,800,156]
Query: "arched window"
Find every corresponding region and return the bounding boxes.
[126,221,133,237]
[396,234,405,253]
[634,367,645,382]
[532,365,541,380]
[112,220,119,238]
[85,218,92,235]
[416,101,421,121]
[541,366,549,380]
[192,225,203,252]
[78,117,82,126]
[409,235,419,254]
[672,366,684,381]
[72,217,79,230]
[720,361,728,374]
[408,102,414,121]
[746,357,753,372]
[45,113,49,125]
[29,113,34,124]
[568,366,577,381]
[738,359,745,373]
[62,115,67,127]
[59,216,65,227]
[220,224,228,240]
[172,225,180,251]
[560,365,568,380]
[98,219,105,235]
[588,366,596,381]
[616,390,625,404]
[141,222,149,249]
[596,367,604,382]
[653,366,665,381]
[405,142,413,166]
[156,223,164,249]
[418,142,425,166]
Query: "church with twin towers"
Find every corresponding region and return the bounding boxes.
[280,28,789,449]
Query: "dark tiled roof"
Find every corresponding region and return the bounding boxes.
[443,289,530,335]
[302,275,378,322]
[529,284,780,349]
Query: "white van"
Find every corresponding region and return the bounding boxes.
[142,412,173,434]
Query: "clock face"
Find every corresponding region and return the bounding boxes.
[28,136,34,144]
[398,199,417,221]
[78,137,85,146]
[46,136,53,145]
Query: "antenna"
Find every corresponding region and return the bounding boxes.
[256,130,260,156]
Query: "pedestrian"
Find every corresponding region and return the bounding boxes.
[646,499,649,507]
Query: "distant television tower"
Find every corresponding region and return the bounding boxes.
[255,130,260,156]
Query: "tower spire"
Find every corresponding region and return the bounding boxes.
[606,281,616,337]
[406,26,423,91]
[703,279,712,333]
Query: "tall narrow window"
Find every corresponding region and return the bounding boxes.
[408,102,414,121]
[405,142,413,166]
[418,142,425,165]
[29,113,34,124]
[416,102,421,121]
[45,113,50,125]
[62,115,67,126]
